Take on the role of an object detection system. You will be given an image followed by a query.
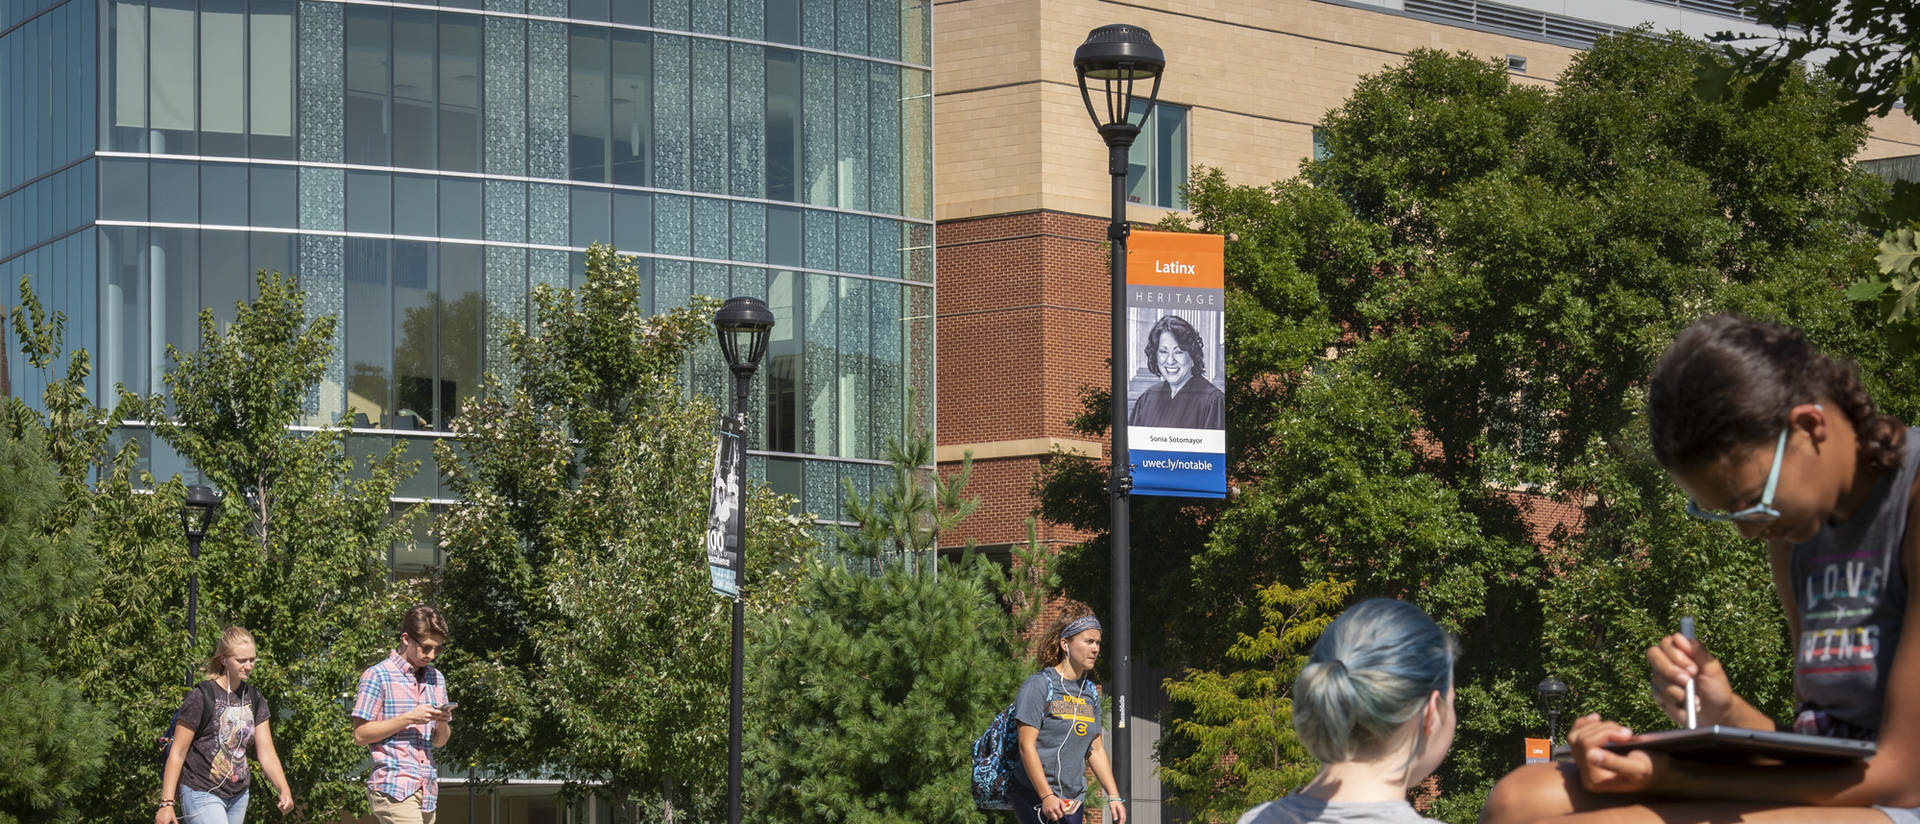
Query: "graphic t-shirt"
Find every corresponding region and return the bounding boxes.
[176,679,268,798]
[1011,669,1102,801]
[1789,426,1919,740]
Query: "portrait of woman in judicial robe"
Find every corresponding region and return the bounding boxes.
[1129,313,1224,430]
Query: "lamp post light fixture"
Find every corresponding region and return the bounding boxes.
[1075,23,1165,806]
[179,484,222,645]
[1537,676,1570,744]
[714,295,774,824]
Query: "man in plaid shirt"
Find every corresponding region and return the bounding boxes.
[353,606,454,824]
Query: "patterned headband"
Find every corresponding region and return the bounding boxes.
[1062,615,1103,640]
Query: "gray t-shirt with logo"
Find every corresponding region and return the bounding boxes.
[1011,669,1101,801]
[1237,796,1445,824]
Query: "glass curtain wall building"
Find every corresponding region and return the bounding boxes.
[2,0,935,568]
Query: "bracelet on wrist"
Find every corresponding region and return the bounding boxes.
[159,800,175,808]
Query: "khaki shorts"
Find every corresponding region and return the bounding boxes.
[368,789,435,824]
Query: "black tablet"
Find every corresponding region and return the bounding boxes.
[1602,725,1875,764]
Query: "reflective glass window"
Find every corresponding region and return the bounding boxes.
[155,227,201,362]
[345,6,392,165]
[766,269,799,451]
[201,230,250,329]
[440,244,483,428]
[610,30,650,187]
[393,10,436,170]
[1126,100,1189,210]
[691,39,727,195]
[765,0,799,44]
[98,226,149,394]
[200,164,249,226]
[440,179,483,240]
[766,49,800,203]
[108,0,148,151]
[610,0,647,26]
[612,191,651,253]
[249,0,296,159]
[100,157,148,221]
[569,27,609,182]
[150,160,198,222]
[347,170,393,234]
[201,0,248,156]
[570,187,610,248]
[394,175,437,237]
[249,231,295,279]
[249,166,298,228]
[149,0,198,154]
[801,52,833,206]
[569,0,607,21]
[439,15,482,174]
[392,240,435,430]
[345,237,392,425]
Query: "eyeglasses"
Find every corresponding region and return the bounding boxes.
[1685,426,1789,524]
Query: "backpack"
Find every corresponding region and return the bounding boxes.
[970,674,1099,811]
[155,682,208,768]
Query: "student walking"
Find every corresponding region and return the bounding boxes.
[1236,599,1459,824]
[1483,314,1920,824]
[353,606,454,824]
[1009,604,1126,824]
[155,626,295,824]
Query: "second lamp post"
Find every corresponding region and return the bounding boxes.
[1075,22,1166,806]
[714,296,774,824]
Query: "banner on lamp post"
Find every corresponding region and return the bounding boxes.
[706,418,745,598]
[1125,230,1227,499]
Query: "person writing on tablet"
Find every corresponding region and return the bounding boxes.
[1482,315,1920,824]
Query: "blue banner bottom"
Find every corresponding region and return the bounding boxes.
[1131,448,1227,498]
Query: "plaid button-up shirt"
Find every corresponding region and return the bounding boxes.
[353,651,447,810]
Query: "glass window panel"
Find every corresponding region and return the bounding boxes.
[526,20,569,180]
[836,0,865,55]
[803,208,834,271]
[610,0,647,26]
[394,175,437,237]
[801,0,833,50]
[732,0,762,39]
[392,240,436,430]
[836,277,868,458]
[392,10,436,170]
[439,15,481,174]
[901,0,930,65]
[485,178,527,243]
[692,197,727,260]
[836,213,867,275]
[440,179,483,240]
[100,157,147,221]
[345,6,392,166]
[570,187,611,248]
[731,43,765,199]
[766,269,799,452]
[731,202,766,263]
[765,0,799,45]
[765,48,800,203]
[149,160,198,222]
[347,170,392,234]
[483,15,527,176]
[803,459,837,521]
[300,234,348,424]
[653,258,689,314]
[482,244,524,391]
[801,53,834,207]
[1158,103,1188,210]
[610,31,651,187]
[768,205,801,267]
[691,0,725,35]
[156,228,200,372]
[835,59,867,211]
[766,456,802,507]
[436,243,483,428]
[568,0,607,21]
[98,225,149,395]
[110,0,148,151]
[250,231,295,279]
[345,237,392,425]
[653,0,688,30]
[612,191,651,253]
[300,166,345,231]
[201,230,249,330]
[868,64,900,216]
[201,0,247,156]
[528,182,569,245]
[870,279,901,451]
[569,27,609,182]
[298,0,345,163]
[869,216,899,280]
[249,165,298,228]
[148,0,197,153]
[652,34,691,191]
[901,68,930,219]
[654,192,690,257]
[249,0,296,159]
[803,272,834,455]
[868,0,899,62]
[200,164,249,226]
[394,437,437,500]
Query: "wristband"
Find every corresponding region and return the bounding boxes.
[159,801,175,808]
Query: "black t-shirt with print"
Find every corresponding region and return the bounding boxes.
[175,679,268,798]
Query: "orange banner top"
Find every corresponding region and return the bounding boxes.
[1127,230,1225,289]
[1524,738,1551,764]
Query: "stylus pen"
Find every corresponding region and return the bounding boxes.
[1681,616,1697,730]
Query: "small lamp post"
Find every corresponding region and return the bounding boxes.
[1074,23,1165,805]
[714,296,774,824]
[1537,676,1570,744]
[180,484,222,643]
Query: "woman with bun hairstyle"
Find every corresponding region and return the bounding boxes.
[156,626,294,824]
[1238,598,1458,824]
[1009,603,1126,824]
[1482,314,1920,824]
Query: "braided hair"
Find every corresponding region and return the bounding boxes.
[1648,315,1905,473]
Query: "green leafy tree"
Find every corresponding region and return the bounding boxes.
[0,420,111,822]
[747,431,1022,824]
[1040,32,1913,821]
[131,270,421,822]
[1158,578,1351,824]
[436,244,811,820]
[1698,0,1920,350]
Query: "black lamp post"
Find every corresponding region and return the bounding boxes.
[714,296,774,824]
[180,484,222,647]
[1075,23,1165,806]
[1537,676,1569,744]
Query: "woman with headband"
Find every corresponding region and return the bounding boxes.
[1009,604,1125,824]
